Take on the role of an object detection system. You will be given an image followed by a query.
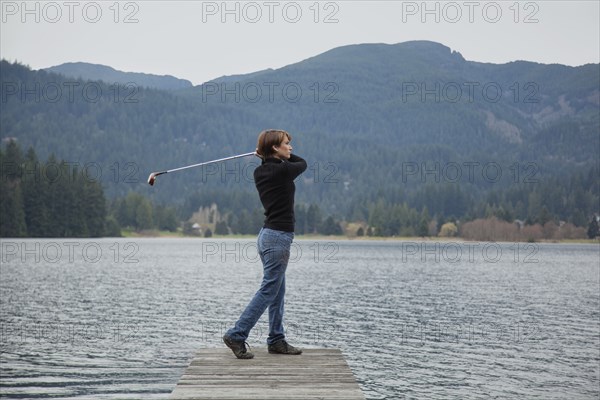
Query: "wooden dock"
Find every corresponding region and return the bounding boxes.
[169,348,366,400]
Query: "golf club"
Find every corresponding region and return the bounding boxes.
[148,152,257,186]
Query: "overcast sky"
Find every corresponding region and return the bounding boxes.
[1,1,598,85]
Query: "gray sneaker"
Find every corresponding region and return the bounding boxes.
[268,340,302,355]
[223,335,254,359]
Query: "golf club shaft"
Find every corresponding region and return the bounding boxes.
[163,152,256,174]
[148,152,256,185]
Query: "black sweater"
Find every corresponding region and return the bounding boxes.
[254,154,307,232]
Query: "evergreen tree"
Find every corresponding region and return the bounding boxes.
[0,142,27,237]
[538,206,551,225]
[45,155,70,236]
[319,216,342,235]
[82,178,106,237]
[306,204,322,234]
[587,215,599,239]
[417,207,430,237]
[21,148,49,237]
[104,216,122,237]
[67,167,88,236]
[215,220,229,235]
[0,175,27,237]
[155,206,178,231]
[235,210,252,234]
[294,204,307,234]
[135,200,154,230]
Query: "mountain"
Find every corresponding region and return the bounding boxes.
[211,68,275,84]
[181,41,598,164]
[44,62,193,90]
[1,41,598,223]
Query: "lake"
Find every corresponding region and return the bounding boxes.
[1,238,599,399]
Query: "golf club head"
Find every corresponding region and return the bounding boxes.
[148,173,157,186]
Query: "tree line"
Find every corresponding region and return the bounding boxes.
[0,141,345,237]
[1,141,106,237]
[2,138,597,240]
[0,141,182,237]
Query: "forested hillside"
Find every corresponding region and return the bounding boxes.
[0,141,182,238]
[1,41,598,236]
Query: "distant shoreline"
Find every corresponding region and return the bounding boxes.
[118,230,599,244]
[2,232,596,245]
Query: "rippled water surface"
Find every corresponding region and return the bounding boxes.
[1,238,599,399]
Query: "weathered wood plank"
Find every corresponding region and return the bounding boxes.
[170,348,365,400]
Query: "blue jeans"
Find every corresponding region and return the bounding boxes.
[226,228,294,345]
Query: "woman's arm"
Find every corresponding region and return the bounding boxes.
[285,154,307,180]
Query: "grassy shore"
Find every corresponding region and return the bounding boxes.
[119,229,599,244]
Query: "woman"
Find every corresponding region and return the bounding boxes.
[223,129,307,359]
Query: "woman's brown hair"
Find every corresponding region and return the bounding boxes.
[256,129,292,159]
